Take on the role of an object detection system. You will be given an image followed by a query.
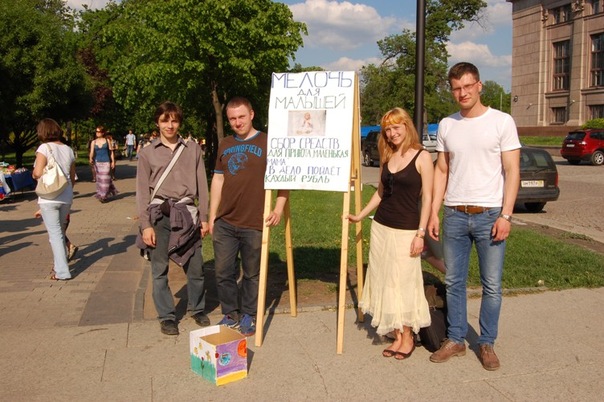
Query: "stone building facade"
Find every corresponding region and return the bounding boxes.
[508,0,604,135]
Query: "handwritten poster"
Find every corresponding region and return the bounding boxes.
[265,71,355,192]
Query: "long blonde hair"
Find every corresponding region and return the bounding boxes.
[378,107,421,165]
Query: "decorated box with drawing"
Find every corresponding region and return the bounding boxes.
[190,325,248,385]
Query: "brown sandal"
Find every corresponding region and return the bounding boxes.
[382,349,396,358]
[394,345,416,361]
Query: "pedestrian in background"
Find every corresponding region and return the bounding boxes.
[89,125,118,203]
[31,118,76,281]
[125,129,137,161]
[106,132,119,180]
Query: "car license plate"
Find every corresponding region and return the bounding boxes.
[521,180,544,188]
[566,144,575,148]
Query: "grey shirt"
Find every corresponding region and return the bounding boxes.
[136,137,208,230]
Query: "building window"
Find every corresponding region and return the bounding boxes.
[552,4,572,23]
[552,107,567,123]
[592,33,604,87]
[591,105,604,119]
[593,0,602,14]
[553,41,570,90]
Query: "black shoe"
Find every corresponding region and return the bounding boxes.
[160,320,179,335]
[192,312,211,327]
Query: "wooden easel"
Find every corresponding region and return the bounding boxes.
[255,74,364,354]
[336,77,364,353]
[255,195,296,347]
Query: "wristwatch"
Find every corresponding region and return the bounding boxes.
[499,213,512,222]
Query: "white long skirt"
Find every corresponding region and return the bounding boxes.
[359,220,431,335]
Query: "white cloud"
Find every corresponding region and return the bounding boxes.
[451,0,512,42]
[66,0,115,11]
[289,0,402,51]
[485,0,513,28]
[322,56,382,72]
[447,41,511,68]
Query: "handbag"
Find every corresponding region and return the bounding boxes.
[35,143,68,199]
[419,282,448,352]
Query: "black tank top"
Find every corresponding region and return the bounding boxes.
[374,149,424,230]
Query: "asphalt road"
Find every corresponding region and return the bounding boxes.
[514,156,604,244]
[360,155,604,244]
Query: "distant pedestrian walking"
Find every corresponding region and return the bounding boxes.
[125,129,137,161]
[89,125,118,203]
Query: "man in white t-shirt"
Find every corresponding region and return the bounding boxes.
[125,130,137,161]
[427,62,521,371]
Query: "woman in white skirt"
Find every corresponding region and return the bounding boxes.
[349,107,434,360]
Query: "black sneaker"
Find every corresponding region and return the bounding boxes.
[192,312,210,327]
[160,320,179,336]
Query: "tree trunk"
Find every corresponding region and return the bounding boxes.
[211,82,225,141]
[208,82,226,173]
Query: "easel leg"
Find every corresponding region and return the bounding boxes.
[284,200,297,317]
[336,191,351,354]
[255,190,272,347]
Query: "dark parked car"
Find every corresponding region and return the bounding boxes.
[516,146,560,212]
[361,130,380,167]
[560,129,604,165]
[362,130,436,166]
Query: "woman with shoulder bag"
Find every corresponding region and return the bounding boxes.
[32,118,76,281]
[89,125,118,202]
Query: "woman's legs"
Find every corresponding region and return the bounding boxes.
[39,202,71,280]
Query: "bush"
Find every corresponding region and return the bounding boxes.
[582,118,604,129]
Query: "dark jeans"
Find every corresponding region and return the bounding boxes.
[150,215,206,321]
[213,218,262,317]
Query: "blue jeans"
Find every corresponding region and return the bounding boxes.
[213,218,262,317]
[442,207,506,345]
[39,202,71,280]
[126,144,134,159]
[150,215,206,322]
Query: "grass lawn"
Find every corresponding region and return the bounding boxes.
[519,136,564,147]
[202,186,604,291]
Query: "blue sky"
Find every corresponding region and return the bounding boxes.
[69,0,514,90]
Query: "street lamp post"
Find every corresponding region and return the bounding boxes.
[414,0,426,142]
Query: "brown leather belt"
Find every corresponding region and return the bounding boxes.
[450,205,491,214]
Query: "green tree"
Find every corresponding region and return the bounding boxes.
[82,0,306,166]
[360,0,485,126]
[0,0,93,166]
[480,80,511,114]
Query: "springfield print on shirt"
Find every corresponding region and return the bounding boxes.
[222,143,263,176]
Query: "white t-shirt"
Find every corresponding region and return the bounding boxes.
[126,133,136,146]
[35,142,75,205]
[436,107,521,207]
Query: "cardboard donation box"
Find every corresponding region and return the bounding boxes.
[190,325,248,385]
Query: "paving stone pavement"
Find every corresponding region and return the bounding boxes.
[1,159,604,401]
